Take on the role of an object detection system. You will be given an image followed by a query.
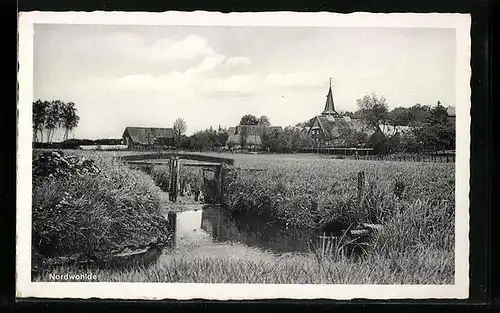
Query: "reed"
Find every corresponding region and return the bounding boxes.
[34,249,454,284]
[32,150,171,271]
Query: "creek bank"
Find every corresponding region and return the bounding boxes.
[32,150,172,274]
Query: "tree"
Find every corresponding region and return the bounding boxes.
[258,115,271,126]
[173,118,187,147]
[33,99,80,143]
[45,100,63,143]
[356,93,389,131]
[60,102,80,141]
[188,127,228,151]
[388,107,410,126]
[427,102,449,126]
[239,114,259,125]
[33,100,48,143]
[408,104,431,126]
[406,101,455,152]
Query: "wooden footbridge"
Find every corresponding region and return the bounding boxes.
[117,152,235,203]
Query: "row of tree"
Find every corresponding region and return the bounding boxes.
[239,114,271,126]
[33,100,80,143]
[354,94,455,153]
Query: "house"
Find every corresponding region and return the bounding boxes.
[122,126,175,149]
[306,82,377,147]
[379,124,412,137]
[446,106,456,127]
[226,125,283,148]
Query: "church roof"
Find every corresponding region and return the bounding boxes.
[321,84,339,115]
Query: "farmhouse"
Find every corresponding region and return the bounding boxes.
[226,125,284,148]
[122,126,175,149]
[306,82,376,147]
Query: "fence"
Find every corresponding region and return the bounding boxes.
[356,153,455,163]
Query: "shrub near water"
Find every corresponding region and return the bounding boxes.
[32,150,170,268]
[223,159,454,229]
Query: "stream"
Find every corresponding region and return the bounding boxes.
[158,206,316,263]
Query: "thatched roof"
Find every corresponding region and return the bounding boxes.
[308,115,375,138]
[234,125,283,136]
[226,125,284,146]
[122,127,174,145]
[227,127,237,136]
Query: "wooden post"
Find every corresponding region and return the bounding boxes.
[169,157,179,202]
[214,164,222,204]
[357,171,365,210]
[168,158,173,201]
[176,157,180,200]
[167,212,177,248]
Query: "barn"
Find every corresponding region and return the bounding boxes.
[226,125,283,148]
[122,127,175,149]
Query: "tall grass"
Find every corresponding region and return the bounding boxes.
[222,159,454,229]
[35,250,454,284]
[32,150,171,270]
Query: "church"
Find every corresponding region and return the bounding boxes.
[305,80,376,147]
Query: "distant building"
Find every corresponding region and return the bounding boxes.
[378,124,412,137]
[306,81,377,147]
[226,125,283,148]
[122,126,175,149]
[446,106,456,127]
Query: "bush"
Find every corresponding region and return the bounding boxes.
[32,151,170,268]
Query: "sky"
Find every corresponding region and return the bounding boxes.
[33,24,456,139]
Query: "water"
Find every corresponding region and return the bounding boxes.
[159,207,315,261]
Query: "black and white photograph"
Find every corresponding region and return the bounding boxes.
[17,11,471,300]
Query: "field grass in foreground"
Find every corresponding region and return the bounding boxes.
[35,247,453,284]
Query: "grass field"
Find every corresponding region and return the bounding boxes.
[32,149,455,284]
[35,247,453,284]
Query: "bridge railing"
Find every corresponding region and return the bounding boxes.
[119,153,234,204]
[117,152,235,166]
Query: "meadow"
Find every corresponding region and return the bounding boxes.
[32,149,455,284]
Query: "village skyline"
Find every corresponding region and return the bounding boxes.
[34,24,456,139]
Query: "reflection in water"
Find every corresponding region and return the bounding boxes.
[166,210,211,249]
[166,207,314,255]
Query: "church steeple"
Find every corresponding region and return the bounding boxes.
[321,78,338,115]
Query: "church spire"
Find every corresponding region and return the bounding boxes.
[321,78,338,115]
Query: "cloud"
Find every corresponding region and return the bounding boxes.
[202,74,261,96]
[111,71,196,93]
[264,72,325,88]
[225,57,251,67]
[196,54,227,71]
[149,34,215,61]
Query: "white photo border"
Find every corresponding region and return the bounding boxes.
[17,11,471,300]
